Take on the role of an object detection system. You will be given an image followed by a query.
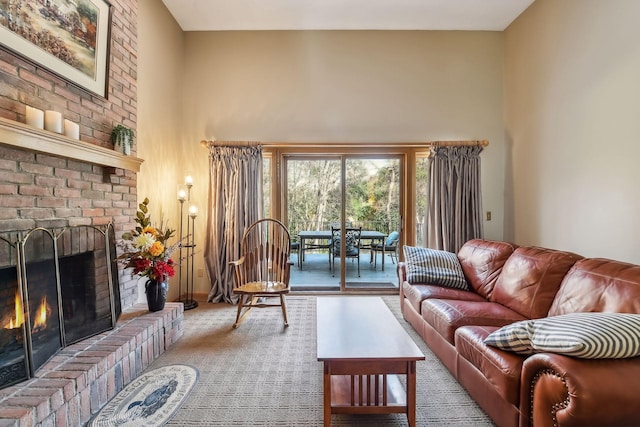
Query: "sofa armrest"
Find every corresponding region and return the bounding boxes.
[520,353,640,427]
[398,261,408,284]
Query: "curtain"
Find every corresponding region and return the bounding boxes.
[426,145,484,253]
[204,142,263,303]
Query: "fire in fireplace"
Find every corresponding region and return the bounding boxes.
[0,225,121,390]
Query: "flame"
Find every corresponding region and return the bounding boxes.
[8,291,24,329]
[3,293,50,332]
[33,296,48,330]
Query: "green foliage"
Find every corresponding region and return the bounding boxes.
[134,197,151,233]
[110,124,135,147]
[285,158,401,235]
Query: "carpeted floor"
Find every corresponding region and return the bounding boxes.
[149,296,496,426]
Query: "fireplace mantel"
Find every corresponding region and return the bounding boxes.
[0,116,143,172]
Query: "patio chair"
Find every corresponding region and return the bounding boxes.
[290,237,300,267]
[330,226,362,277]
[370,231,400,270]
[230,218,292,328]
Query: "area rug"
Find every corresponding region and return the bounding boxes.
[147,296,496,426]
[88,364,199,427]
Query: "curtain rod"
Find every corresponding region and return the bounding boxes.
[200,139,489,148]
[201,139,262,148]
[431,140,489,147]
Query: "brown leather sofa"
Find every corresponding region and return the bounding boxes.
[399,239,640,427]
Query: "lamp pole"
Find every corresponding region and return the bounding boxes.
[177,189,186,303]
[184,205,198,309]
[178,175,197,310]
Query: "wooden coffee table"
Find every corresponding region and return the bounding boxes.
[316,297,425,427]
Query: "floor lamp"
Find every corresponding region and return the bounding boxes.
[177,176,198,310]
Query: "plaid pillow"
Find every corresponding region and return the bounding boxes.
[485,312,640,359]
[403,245,468,290]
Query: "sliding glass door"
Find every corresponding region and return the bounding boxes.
[283,154,401,292]
[343,157,400,290]
[285,157,340,290]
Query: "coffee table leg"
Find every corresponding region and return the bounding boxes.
[323,363,331,427]
[407,361,417,427]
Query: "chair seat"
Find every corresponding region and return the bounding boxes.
[333,247,359,257]
[233,281,289,294]
[371,243,395,251]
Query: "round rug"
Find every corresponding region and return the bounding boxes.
[88,364,199,427]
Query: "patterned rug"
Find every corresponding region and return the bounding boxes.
[149,296,496,426]
[88,364,199,427]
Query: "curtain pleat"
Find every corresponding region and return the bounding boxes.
[204,145,263,303]
[426,146,484,252]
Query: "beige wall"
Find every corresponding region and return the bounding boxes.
[505,0,640,263]
[138,0,191,301]
[182,30,507,236]
[139,13,508,297]
[139,0,640,298]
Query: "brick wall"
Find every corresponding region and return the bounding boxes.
[0,0,139,309]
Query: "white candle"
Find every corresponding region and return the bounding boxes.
[188,205,198,218]
[63,119,80,139]
[44,111,63,133]
[185,175,193,187]
[178,189,186,202]
[25,106,44,129]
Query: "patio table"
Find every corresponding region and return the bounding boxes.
[297,230,387,270]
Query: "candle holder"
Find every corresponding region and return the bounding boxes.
[177,180,198,310]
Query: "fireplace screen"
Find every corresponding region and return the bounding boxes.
[0,225,120,390]
[58,226,117,345]
[0,234,28,388]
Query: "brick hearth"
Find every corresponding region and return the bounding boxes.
[0,303,183,427]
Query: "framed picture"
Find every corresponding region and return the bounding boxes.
[0,0,112,98]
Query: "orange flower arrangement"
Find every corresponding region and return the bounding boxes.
[118,198,179,282]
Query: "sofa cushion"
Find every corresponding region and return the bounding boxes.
[484,312,640,359]
[457,239,518,299]
[455,325,525,406]
[403,246,468,290]
[421,299,526,344]
[402,282,486,314]
[490,246,582,319]
[549,258,640,316]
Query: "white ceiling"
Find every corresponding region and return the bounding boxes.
[161,0,535,32]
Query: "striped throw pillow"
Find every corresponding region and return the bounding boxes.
[403,246,468,290]
[484,312,640,359]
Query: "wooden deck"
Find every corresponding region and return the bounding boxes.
[289,250,399,293]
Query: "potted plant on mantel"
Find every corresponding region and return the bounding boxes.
[110,124,135,155]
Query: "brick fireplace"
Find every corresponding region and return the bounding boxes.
[0,118,184,426]
[0,2,183,423]
[0,121,184,425]
[0,223,121,389]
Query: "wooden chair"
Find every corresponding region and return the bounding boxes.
[330,226,362,277]
[230,218,292,328]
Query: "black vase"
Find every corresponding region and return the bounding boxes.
[145,279,168,312]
